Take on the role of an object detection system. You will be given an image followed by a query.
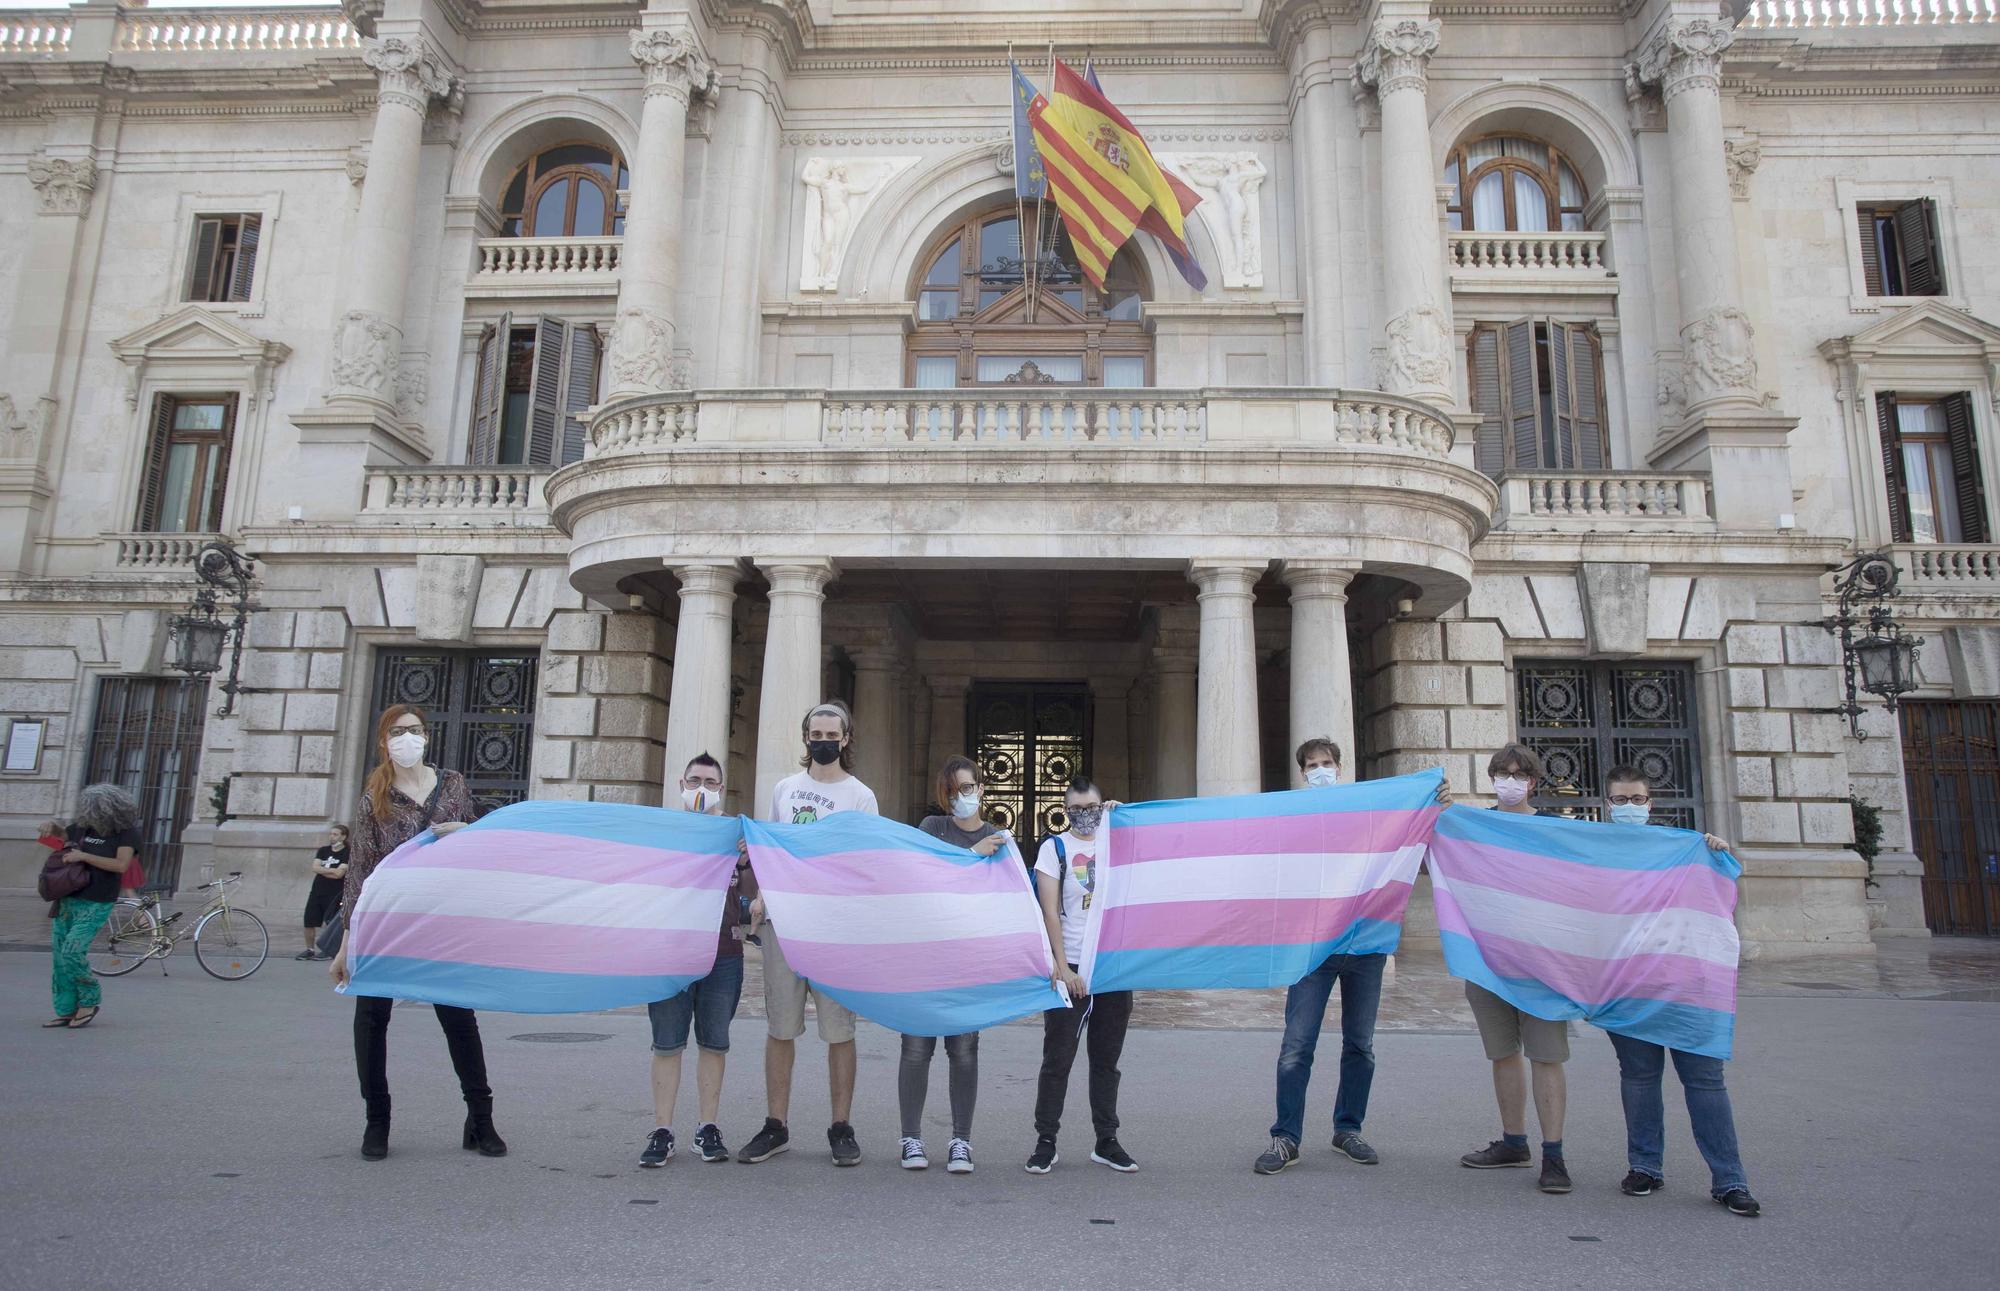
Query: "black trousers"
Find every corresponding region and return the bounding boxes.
[1033,978,1133,1142]
[353,995,492,1122]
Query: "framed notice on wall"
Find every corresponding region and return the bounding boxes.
[3,718,45,774]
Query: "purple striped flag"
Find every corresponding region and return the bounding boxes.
[1428,805,1740,1059]
[344,801,740,1013]
[1078,768,1445,993]
[744,814,1066,1035]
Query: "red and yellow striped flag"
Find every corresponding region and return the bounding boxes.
[1028,59,1187,288]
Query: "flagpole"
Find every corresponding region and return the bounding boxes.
[1009,42,1030,325]
[1034,42,1059,322]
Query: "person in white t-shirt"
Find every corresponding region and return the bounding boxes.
[1025,775,1138,1176]
[736,700,878,1169]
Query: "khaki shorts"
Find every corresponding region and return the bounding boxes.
[760,923,857,1044]
[1466,982,1571,1064]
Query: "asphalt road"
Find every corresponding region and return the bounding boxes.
[3,950,1993,1291]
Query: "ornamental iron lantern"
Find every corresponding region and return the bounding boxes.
[165,539,262,717]
[1814,551,1920,740]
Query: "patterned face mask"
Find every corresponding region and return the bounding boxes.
[1068,805,1104,836]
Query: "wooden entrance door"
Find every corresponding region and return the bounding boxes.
[1900,699,2000,936]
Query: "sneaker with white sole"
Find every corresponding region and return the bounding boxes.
[1090,1138,1139,1173]
[947,1139,974,1174]
[899,1136,929,1170]
[692,1123,729,1163]
[1025,1137,1058,1174]
[1253,1137,1300,1175]
[639,1127,675,1168]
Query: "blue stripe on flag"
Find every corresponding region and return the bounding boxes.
[811,975,1066,1037]
[346,955,699,1014]
[458,799,744,854]
[1434,804,1740,879]
[1087,918,1405,993]
[1112,767,1444,828]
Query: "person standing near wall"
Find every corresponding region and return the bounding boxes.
[42,784,140,1030]
[297,823,349,960]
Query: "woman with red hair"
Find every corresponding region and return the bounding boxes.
[329,704,503,1162]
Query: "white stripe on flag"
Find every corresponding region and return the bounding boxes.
[1109,848,1423,907]
[357,866,723,932]
[1435,872,1741,968]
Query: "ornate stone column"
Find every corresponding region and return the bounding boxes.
[751,559,834,816]
[610,26,713,398]
[1354,19,1452,406]
[1283,561,1361,784]
[329,35,456,415]
[1149,608,1199,800]
[1286,16,1346,384]
[662,561,741,804]
[1191,562,1264,797]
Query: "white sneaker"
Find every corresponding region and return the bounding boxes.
[947,1138,974,1174]
[899,1136,929,1170]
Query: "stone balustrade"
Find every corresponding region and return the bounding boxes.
[1894,542,2000,589]
[474,236,623,279]
[1447,231,1610,275]
[1740,0,1998,27]
[0,12,70,53]
[109,532,216,570]
[114,9,359,52]
[1497,471,1715,532]
[823,390,1210,447]
[360,466,550,520]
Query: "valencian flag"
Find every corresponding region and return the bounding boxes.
[1082,62,1207,293]
[1009,60,1048,201]
[1029,58,1191,289]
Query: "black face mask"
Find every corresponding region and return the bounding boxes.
[807,739,843,766]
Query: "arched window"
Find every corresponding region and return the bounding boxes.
[907,204,1151,388]
[1444,136,1587,233]
[497,141,630,238]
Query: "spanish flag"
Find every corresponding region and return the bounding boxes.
[1029,58,1188,289]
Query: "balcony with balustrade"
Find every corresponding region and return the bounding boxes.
[466,237,623,299]
[1892,543,2000,596]
[1491,471,1715,534]
[1447,231,1614,295]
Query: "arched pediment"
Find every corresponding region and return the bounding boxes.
[449,93,641,201]
[1429,80,1637,198]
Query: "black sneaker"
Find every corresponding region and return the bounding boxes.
[1090,1138,1139,1173]
[1460,1139,1534,1169]
[293,950,318,961]
[828,1121,862,1167]
[639,1127,675,1168]
[737,1117,789,1164]
[899,1136,929,1170]
[1332,1130,1380,1165]
[693,1123,729,1163]
[1025,1137,1059,1174]
[1253,1137,1300,1175]
[1717,1188,1761,1217]
[1621,1169,1662,1196]
[1538,1157,1573,1194]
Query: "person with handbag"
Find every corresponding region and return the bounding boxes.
[42,784,141,1030]
[297,823,350,960]
[328,704,501,1162]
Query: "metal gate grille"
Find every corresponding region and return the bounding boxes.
[371,650,539,817]
[84,676,208,893]
[1515,661,1704,829]
[968,682,1092,841]
[1900,700,2000,936]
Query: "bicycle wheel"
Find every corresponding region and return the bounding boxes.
[89,899,161,977]
[194,907,268,980]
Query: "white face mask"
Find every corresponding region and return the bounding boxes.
[1608,802,1651,827]
[1303,765,1338,788]
[681,786,720,814]
[951,791,981,820]
[386,731,426,768]
[1492,775,1532,806]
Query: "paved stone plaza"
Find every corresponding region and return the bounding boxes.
[4,915,1994,1291]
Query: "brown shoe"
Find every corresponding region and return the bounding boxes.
[1538,1157,1573,1194]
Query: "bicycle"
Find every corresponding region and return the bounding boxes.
[87,871,270,981]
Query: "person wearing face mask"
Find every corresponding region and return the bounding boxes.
[329,705,492,1162]
[639,753,758,1170]
[894,755,1009,1175]
[1598,766,1759,1217]
[738,701,879,1168]
[1026,775,1139,1175]
[1254,738,1391,1175]
[297,823,350,960]
[1459,742,1575,1193]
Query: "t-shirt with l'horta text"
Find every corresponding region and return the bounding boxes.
[766,769,879,826]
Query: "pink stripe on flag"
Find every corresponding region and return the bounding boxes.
[770,930,1051,994]
[356,912,721,978]
[746,845,1029,897]
[1433,887,1736,1014]
[1112,809,1438,866]
[1095,882,1415,950]
[407,829,738,889]
[1428,839,1738,919]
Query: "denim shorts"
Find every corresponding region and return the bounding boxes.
[647,955,745,1054]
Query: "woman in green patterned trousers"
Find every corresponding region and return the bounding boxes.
[45,783,141,1029]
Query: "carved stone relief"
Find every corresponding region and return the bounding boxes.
[1155,153,1267,289]
[27,153,97,216]
[1386,306,1452,394]
[331,309,399,399]
[798,156,919,293]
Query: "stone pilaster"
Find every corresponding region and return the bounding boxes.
[1191,561,1263,796]
[1285,12,1347,384]
[1282,561,1360,783]
[751,560,834,815]
[662,561,742,803]
[1149,608,1199,800]
[710,32,781,385]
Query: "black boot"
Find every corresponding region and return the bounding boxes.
[361,1119,390,1160]
[463,1110,508,1157]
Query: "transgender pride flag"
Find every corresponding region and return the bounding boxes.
[345,801,740,1013]
[1080,768,1445,993]
[1428,806,1741,1060]
[744,814,1066,1036]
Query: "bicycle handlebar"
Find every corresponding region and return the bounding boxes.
[195,871,244,891]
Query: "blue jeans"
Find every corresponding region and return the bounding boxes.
[647,955,745,1054]
[1270,952,1386,1144]
[1608,1031,1749,1197]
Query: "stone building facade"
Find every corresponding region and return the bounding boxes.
[3,0,1998,955]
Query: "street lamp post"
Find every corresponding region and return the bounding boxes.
[166,539,262,717]
[1814,550,1921,740]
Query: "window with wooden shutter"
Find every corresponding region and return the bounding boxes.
[1879,393,1983,545]
[1875,393,1912,543]
[467,313,509,466]
[560,325,600,465]
[135,395,236,532]
[133,395,178,531]
[526,317,568,467]
[184,214,261,303]
[1504,317,1540,473]
[229,215,261,301]
[1468,327,1505,477]
[1940,392,1987,544]
[1550,321,1607,470]
[1469,318,1610,475]
[1858,201,1946,298]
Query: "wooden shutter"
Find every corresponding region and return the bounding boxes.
[526,317,569,467]
[467,313,508,466]
[1941,392,1987,544]
[1856,206,1884,297]
[1875,392,1912,544]
[559,325,600,465]
[187,218,224,302]
[1549,319,1575,469]
[229,215,261,302]
[134,395,177,531]
[1469,326,1505,478]
[204,396,239,532]
[1504,317,1540,471]
[1550,321,1607,470]
[1894,201,1943,296]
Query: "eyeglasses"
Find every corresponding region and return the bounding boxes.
[686,776,723,790]
[389,724,426,736]
[951,781,979,794]
[1606,793,1651,806]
